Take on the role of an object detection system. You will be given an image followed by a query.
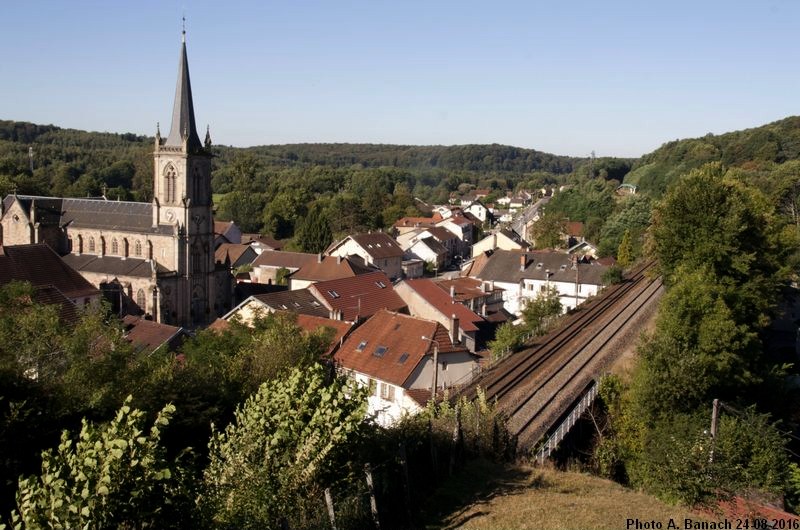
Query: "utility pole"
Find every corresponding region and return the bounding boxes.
[709,398,720,463]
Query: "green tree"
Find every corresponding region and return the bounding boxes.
[489,322,525,360]
[295,204,332,254]
[521,286,561,336]
[616,229,633,268]
[528,211,566,249]
[8,397,193,529]
[628,266,761,421]
[202,364,368,529]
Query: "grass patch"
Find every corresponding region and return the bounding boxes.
[423,459,707,530]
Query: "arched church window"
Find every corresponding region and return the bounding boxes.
[88,237,95,253]
[136,289,146,311]
[111,239,119,255]
[134,240,142,257]
[164,165,177,204]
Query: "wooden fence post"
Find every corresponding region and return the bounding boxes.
[324,488,337,530]
[364,463,381,530]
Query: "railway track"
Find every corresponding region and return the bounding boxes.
[455,260,662,448]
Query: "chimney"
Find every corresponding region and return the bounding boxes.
[489,280,494,291]
[519,253,527,272]
[492,233,497,248]
[317,253,323,263]
[450,285,456,298]
[329,309,337,320]
[450,314,459,344]
[481,302,487,317]
[337,255,342,264]
[481,281,487,293]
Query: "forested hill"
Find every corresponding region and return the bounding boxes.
[0,119,586,202]
[626,116,800,196]
[239,143,581,173]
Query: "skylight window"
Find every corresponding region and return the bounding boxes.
[560,264,567,271]
[398,352,409,364]
[536,263,543,269]
[375,281,386,289]
[280,304,288,309]
[356,341,368,352]
[328,290,340,298]
[373,346,388,358]
[293,302,301,308]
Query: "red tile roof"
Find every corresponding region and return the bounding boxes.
[393,217,438,228]
[0,244,100,299]
[252,250,318,269]
[336,233,404,259]
[122,315,184,353]
[214,243,256,266]
[309,271,407,322]
[293,313,353,356]
[335,310,466,387]
[240,233,284,250]
[291,255,376,282]
[424,226,459,242]
[32,285,81,324]
[433,277,503,303]
[403,279,483,332]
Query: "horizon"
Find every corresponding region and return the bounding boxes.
[2,1,798,158]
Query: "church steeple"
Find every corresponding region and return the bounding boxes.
[164,28,203,152]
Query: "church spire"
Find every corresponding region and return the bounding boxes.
[165,27,202,152]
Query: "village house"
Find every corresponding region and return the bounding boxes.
[308,271,407,322]
[223,289,331,324]
[213,220,242,248]
[287,254,376,291]
[121,315,187,354]
[250,250,317,285]
[471,228,530,258]
[214,243,257,270]
[334,309,479,426]
[403,237,448,271]
[394,278,485,353]
[467,249,609,315]
[327,232,404,280]
[432,276,507,319]
[240,233,285,254]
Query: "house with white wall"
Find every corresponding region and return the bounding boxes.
[334,309,479,427]
[468,249,609,315]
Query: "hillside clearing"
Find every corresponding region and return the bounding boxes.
[423,460,707,530]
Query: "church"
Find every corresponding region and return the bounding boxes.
[0,32,233,328]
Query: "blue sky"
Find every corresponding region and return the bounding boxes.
[1,0,798,157]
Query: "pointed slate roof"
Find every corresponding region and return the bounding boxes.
[165,33,203,152]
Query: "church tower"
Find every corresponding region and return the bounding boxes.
[153,29,217,327]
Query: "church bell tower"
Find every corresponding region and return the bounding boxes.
[153,28,216,327]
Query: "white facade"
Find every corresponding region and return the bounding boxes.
[520,277,602,313]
